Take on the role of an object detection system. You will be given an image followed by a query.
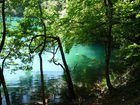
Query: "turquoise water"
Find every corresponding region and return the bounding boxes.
[66,44,105,67]
[66,44,105,86]
[1,44,104,105]
[2,52,64,105]
[1,17,105,104]
[0,17,21,29]
[2,71,63,105]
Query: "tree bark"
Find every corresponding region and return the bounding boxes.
[0,68,11,105]
[105,35,114,93]
[0,89,2,105]
[0,0,6,53]
[0,0,11,104]
[57,37,76,100]
[39,53,46,105]
[46,36,76,100]
[104,0,114,93]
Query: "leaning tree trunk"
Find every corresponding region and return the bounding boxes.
[0,0,6,52]
[0,0,11,104]
[57,37,76,100]
[46,36,76,101]
[0,68,11,105]
[104,0,114,93]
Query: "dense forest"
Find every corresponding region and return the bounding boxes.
[0,0,140,105]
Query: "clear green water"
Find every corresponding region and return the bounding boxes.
[66,44,105,86]
[1,17,105,105]
[1,44,105,105]
[66,44,105,67]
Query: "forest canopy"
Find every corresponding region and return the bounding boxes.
[0,0,140,105]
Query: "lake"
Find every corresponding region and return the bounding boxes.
[2,70,63,105]
[1,43,105,105]
[2,52,64,105]
[1,17,105,105]
[1,43,104,105]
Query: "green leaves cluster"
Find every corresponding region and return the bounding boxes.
[1,0,140,76]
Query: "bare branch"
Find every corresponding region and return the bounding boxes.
[29,35,45,53]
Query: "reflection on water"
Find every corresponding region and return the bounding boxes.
[1,70,63,105]
[1,43,105,105]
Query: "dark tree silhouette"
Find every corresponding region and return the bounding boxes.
[0,0,11,105]
[104,0,114,93]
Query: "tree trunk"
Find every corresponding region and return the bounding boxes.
[0,0,11,104]
[57,38,76,100]
[105,36,114,93]
[38,3,47,105]
[0,89,2,105]
[39,53,46,105]
[0,0,6,53]
[104,0,114,93]
[0,68,11,105]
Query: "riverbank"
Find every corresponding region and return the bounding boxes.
[24,81,140,105]
[26,69,140,105]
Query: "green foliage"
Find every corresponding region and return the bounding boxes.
[0,0,140,100]
[125,43,140,59]
[56,0,106,52]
